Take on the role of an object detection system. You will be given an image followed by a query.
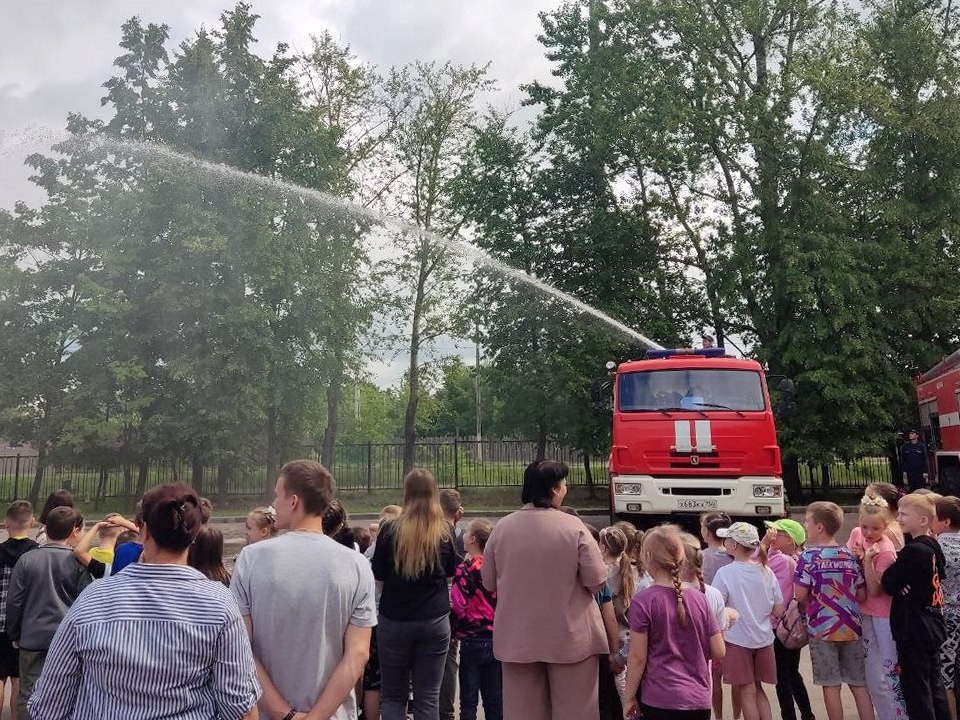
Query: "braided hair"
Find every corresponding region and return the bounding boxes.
[643,525,688,627]
[680,532,707,593]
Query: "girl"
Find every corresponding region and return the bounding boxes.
[371,469,459,720]
[712,523,784,720]
[863,483,904,549]
[700,511,734,584]
[852,496,906,720]
[614,521,645,571]
[600,526,640,703]
[187,526,230,586]
[680,533,739,720]
[244,506,278,545]
[35,489,74,545]
[451,519,501,720]
[623,525,725,720]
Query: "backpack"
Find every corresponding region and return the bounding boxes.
[775,599,809,650]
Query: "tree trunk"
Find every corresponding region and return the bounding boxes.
[584,450,596,499]
[191,458,205,495]
[28,447,47,507]
[819,463,831,499]
[402,250,429,474]
[536,424,548,462]
[216,462,231,504]
[322,363,344,469]
[95,466,109,509]
[122,463,133,497]
[136,459,149,496]
[782,454,801,503]
[266,404,280,492]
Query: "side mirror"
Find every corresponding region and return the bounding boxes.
[591,378,611,415]
[775,378,797,420]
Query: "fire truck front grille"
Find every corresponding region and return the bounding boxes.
[662,487,732,496]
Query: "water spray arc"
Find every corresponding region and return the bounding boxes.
[80,135,664,351]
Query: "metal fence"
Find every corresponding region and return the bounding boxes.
[0,443,897,504]
[0,440,608,502]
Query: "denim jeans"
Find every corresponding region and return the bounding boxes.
[378,614,450,720]
[458,636,502,720]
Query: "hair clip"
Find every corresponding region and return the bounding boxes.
[860,495,889,508]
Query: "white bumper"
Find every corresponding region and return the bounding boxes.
[611,475,785,516]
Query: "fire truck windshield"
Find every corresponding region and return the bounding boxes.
[618,369,766,413]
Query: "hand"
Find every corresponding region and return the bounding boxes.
[608,651,625,674]
[624,698,639,720]
[865,544,880,561]
[725,607,740,628]
[762,527,777,549]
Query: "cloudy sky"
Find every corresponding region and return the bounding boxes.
[0,0,563,385]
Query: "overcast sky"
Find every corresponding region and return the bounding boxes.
[0,0,563,386]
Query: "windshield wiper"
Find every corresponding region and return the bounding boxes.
[657,406,709,418]
[690,402,745,418]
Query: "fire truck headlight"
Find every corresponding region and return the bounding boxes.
[615,483,643,495]
[752,484,782,498]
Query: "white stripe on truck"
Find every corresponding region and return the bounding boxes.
[674,420,693,452]
[694,420,713,451]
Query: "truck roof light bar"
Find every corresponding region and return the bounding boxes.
[646,348,729,359]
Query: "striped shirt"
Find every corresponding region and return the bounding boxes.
[28,563,260,720]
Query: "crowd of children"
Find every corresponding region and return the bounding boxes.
[4,476,960,720]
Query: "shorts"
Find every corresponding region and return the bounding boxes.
[942,613,960,689]
[0,633,19,679]
[362,626,380,691]
[809,638,866,687]
[722,643,776,686]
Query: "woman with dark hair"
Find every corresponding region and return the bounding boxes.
[481,460,608,720]
[35,490,74,545]
[27,483,260,720]
[372,469,459,720]
[188,526,231,587]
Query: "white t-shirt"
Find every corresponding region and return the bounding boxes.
[712,561,782,649]
[683,581,727,631]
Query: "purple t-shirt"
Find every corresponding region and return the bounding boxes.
[794,545,864,641]
[628,585,720,711]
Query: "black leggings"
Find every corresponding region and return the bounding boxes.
[773,637,813,720]
[640,705,711,720]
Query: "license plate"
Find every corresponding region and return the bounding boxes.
[677,499,718,511]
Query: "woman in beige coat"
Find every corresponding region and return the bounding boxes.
[482,460,609,720]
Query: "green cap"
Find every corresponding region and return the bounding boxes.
[764,518,806,547]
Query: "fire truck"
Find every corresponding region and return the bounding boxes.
[915,349,960,493]
[599,348,786,525]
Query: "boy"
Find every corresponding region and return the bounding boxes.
[934,496,960,720]
[761,519,815,720]
[795,502,875,720]
[883,493,951,720]
[7,506,89,718]
[0,501,38,720]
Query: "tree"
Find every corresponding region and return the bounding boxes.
[378,61,494,472]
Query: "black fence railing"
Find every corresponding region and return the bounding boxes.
[0,443,899,504]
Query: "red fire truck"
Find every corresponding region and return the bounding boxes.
[603,348,786,525]
[915,350,960,492]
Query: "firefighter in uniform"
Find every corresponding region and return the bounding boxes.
[901,428,930,491]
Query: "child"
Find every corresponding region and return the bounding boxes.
[0,501,37,720]
[623,525,724,720]
[73,514,137,578]
[760,519,814,720]
[188,526,230,586]
[882,492,950,720]
[244,506,278,545]
[599,526,640,703]
[796,502,875,720]
[613,520,645,570]
[111,504,144,573]
[850,496,906,720]
[713,522,783,720]
[451,519,501,720]
[700,511,734,584]
[935,496,960,720]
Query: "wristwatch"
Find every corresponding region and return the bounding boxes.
[281,709,297,720]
